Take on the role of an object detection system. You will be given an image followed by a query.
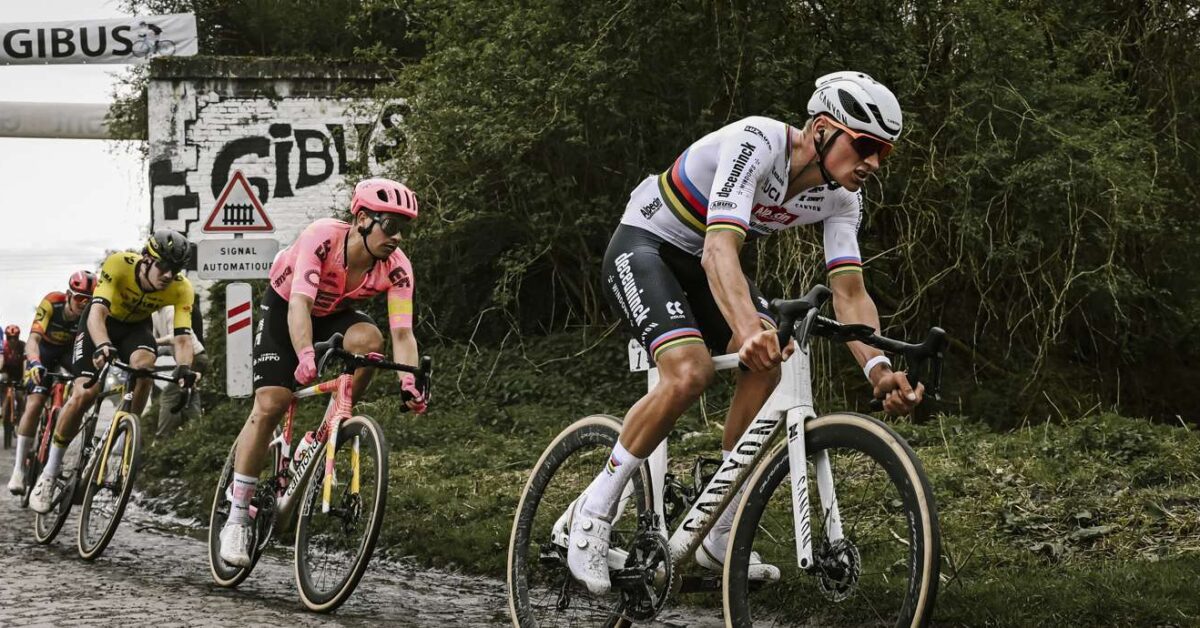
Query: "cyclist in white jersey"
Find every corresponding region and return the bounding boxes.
[568,72,927,595]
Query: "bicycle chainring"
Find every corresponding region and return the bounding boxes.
[617,528,674,621]
[816,537,861,602]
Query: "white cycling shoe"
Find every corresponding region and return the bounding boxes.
[7,469,24,495]
[566,494,613,595]
[695,535,781,583]
[219,522,255,567]
[28,474,57,514]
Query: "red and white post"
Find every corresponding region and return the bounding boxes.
[225,282,253,398]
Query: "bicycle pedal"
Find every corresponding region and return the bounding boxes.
[679,574,722,594]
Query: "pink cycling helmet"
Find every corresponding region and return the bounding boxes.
[350,178,418,219]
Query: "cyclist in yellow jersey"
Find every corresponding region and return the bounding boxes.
[29,230,200,514]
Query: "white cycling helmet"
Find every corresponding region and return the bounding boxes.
[806,71,903,141]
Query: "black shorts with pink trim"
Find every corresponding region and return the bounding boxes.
[251,287,375,391]
[602,224,775,365]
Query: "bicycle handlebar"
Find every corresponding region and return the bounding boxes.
[770,284,947,411]
[83,359,195,413]
[314,333,434,411]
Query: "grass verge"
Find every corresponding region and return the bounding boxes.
[138,331,1200,625]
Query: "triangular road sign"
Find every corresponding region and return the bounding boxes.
[203,170,274,233]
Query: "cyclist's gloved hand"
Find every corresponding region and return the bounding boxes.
[737,328,786,372]
[872,371,925,416]
[93,342,117,369]
[294,346,318,386]
[24,358,46,388]
[400,373,427,414]
[172,363,198,388]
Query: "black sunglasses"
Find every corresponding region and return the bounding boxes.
[368,212,412,237]
[152,259,184,275]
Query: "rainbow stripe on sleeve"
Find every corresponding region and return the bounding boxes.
[706,215,748,238]
[827,256,863,278]
[657,150,709,236]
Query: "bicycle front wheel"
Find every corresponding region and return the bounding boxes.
[22,406,55,509]
[724,412,940,627]
[294,414,388,612]
[77,412,142,560]
[3,392,14,449]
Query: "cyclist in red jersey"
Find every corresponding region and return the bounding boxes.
[6,271,95,495]
[1,325,25,382]
[1,326,26,435]
[218,178,428,567]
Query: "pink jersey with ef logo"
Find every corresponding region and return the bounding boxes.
[268,218,414,329]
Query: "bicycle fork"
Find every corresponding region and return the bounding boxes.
[95,411,133,487]
[786,406,844,570]
[318,420,364,514]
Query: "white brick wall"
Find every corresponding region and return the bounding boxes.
[146,61,404,305]
[149,83,403,246]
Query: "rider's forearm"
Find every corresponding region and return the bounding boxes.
[830,278,891,384]
[25,333,41,362]
[391,327,418,367]
[701,231,762,343]
[287,294,316,355]
[88,303,112,346]
[172,334,194,366]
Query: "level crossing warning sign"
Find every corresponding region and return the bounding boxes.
[203,170,274,233]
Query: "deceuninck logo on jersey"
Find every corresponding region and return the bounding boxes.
[203,170,275,233]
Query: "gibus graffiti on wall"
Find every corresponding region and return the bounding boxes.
[150,95,407,239]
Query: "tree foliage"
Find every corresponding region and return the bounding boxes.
[127,0,1200,423]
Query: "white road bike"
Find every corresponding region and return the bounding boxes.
[507,285,946,627]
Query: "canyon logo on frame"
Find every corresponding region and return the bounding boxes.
[0,13,197,65]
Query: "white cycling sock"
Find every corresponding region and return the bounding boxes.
[226,472,257,526]
[582,440,645,521]
[42,442,66,480]
[12,435,31,475]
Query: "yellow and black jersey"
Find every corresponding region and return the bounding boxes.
[94,251,194,333]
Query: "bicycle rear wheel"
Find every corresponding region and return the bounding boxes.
[507,414,652,628]
[208,438,282,587]
[723,412,940,627]
[77,412,142,560]
[33,418,90,544]
[294,414,388,612]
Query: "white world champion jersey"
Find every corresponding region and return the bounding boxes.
[619,116,865,276]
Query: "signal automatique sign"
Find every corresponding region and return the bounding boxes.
[196,238,280,280]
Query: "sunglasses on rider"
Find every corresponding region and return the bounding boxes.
[367,211,412,237]
[68,291,91,306]
[152,258,184,275]
[820,115,894,160]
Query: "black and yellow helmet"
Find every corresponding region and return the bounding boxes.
[144,229,193,272]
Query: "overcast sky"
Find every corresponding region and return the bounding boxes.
[0,1,146,333]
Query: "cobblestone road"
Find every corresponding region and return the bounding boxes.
[0,441,725,627]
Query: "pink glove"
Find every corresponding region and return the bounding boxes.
[294,346,318,386]
[401,373,427,414]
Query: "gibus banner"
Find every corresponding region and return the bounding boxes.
[0,13,197,65]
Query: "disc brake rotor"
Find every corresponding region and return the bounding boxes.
[816,537,862,602]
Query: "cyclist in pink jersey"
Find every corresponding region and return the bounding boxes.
[219,177,427,567]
